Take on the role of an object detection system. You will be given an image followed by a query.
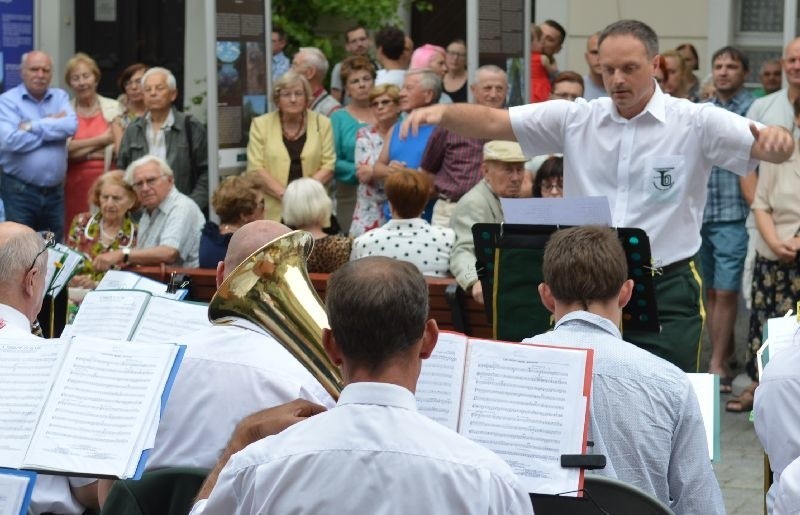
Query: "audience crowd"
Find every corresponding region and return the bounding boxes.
[1,15,799,515]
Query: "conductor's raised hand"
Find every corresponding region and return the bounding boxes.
[750,124,795,163]
[400,104,447,139]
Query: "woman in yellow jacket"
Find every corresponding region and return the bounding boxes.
[247,71,336,221]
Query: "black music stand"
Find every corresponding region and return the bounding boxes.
[472,224,660,342]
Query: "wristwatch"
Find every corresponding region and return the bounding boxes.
[19,121,32,132]
[122,248,131,264]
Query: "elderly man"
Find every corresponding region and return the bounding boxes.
[524,226,724,514]
[94,155,203,271]
[0,51,77,241]
[292,47,341,117]
[330,25,375,103]
[405,19,794,372]
[757,58,783,97]
[97,220,334,507]
[191,257,533,514]
[0,222,97,514]
[117,67,209,212]
[582,32,607,100]
[748,38,800,136]
[450,141,527,304]
[420,65,508,228]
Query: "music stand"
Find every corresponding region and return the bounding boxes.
[472,224,660,342]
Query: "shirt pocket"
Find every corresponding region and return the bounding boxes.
[642,155,686,204]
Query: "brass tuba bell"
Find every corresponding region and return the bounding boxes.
[208,230,344,400]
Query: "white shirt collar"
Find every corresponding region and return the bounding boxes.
[337,382,418,411]
[608,79,666,124]
[0,303,33,333]
[554,310,622,339]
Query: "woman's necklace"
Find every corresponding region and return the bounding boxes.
[282,113,306,141]
[99,220,119,246]
[76,97,100,117]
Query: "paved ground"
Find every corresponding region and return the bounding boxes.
[701,300,764,515]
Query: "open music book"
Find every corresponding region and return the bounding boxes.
[44,244,85,297]
[96,270,188,301]
[67,289,213,342]
[0,336,184,479]
[416,331,593,495]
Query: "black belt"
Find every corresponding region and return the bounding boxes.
[661,257,693,275]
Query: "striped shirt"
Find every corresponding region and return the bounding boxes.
[420,126,486,202]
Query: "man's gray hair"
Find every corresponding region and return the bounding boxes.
[598,19,659,58]
[298,47,329,77]
[124,155,175,184]
[406,69,442,103]
[474,65,507,83]
[0,231,45,284]
[141,67,177,90]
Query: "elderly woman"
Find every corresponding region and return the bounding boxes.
[330,56,376,234]
[65,53,123,226]
[350,84,402,237]
[532,156,563,198]
[247,71,335,221]
[66,170,137,288]
[409,44,451,103]
[282,178,352,274]
[199,172,267,268]
[116,63,148,128]
[661,50,697,101]
[351,169,454,277]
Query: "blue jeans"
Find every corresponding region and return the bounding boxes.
[0,173,65,241]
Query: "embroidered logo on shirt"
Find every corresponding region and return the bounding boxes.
[0,319,5,330]
[653,167,675,190]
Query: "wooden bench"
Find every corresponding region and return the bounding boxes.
[132,266,492,338]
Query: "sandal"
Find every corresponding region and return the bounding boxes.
[725,382,757,413]
[719,376,733,394]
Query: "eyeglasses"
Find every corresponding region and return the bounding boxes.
[370,99,394,108]
[132,175,165,191]
[279,90,305,100]
[447,51,467,58]
[27,231,55,275]
[542,181,563,192]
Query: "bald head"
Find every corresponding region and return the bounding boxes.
[0,223,48,322]
[21,51,53,100]
[222,220,293,279]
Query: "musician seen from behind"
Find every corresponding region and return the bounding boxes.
[450,140,528,304]
[0,222,98,514]
[191,257,533,514]
[523,226,724,514]
[96,220,335,507]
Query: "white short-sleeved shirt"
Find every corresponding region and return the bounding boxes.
[148,320,335,470]
[136,186,204,267]
[0,304,88,515]
[509,86,758,265]
[191,382,533,515]
[755,344,800,513]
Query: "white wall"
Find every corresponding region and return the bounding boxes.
[184,1,208,121]
[35,0,75,89]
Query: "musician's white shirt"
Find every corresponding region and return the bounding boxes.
[148,320,335,470]
[0,303,88,515]
[191,382,533,515]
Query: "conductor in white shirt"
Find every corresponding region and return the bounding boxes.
[0,222,97,514]
[403,19,795,373]
[191,256,533,515]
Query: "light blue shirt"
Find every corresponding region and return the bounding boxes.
[0,83,76,187]
[272,51,290,81]
[523,311,725,515]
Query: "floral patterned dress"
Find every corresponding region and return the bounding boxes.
[349,125,388,237]
[67,212,137,281]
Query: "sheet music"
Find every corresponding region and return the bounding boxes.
[131,297,211,343]
[70,290,149,341]
[757,316,800,376]
[459,339,590,494]
[95,270,143,290]
[0,340,67,467]
[48,244,86,297]
[416,332,468,431]
[0,472,30,515]
[23,338,178,477]
[500,197,612,226]
[44,247,67,294]
[687,373,718,461]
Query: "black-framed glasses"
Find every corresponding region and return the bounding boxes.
[27,231,55,274]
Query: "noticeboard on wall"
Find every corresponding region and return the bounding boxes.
[0,0,34,93]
